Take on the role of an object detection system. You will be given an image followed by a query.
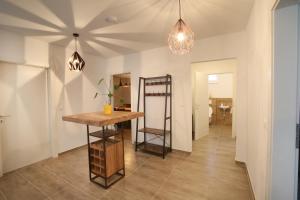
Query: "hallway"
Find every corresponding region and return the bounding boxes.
[0,127,251,200]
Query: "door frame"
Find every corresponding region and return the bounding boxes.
[191,58,238,141]
[193,71,209,140]
[0,61,50,174]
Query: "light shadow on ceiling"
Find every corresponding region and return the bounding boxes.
[0,0,254,57]
[0,0,171,57]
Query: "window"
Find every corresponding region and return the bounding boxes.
[208,74,218,84]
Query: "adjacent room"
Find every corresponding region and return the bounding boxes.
[192,59,236,141]
[208,73,234,131]
[0,0,298,199]
[113,73,132,140]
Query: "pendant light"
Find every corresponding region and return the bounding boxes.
[168,0,194,55]
[119,78,123,87]
[118,77,130,87]
[68,33,85,71]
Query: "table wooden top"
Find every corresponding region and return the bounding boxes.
[62,111,144,127]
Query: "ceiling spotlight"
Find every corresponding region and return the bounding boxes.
[105,16,118,23]
[68,33,85,71]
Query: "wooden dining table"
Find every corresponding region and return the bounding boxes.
[62,111,144,188]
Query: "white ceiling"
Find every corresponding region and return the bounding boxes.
[0,0,254,58]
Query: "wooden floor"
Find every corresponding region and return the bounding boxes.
[0,125,251,200]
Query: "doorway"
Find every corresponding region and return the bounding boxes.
[208,73,234,138]
[112,73,132,140]
[191,59,237,141]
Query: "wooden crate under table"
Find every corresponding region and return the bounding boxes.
[90,139,124,178]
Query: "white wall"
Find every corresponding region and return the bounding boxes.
[49,45,108,154]
[245,0,276,199]
[0,29,49,67]
[208,73,233,98]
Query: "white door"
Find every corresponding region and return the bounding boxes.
[194,72,209,140]
[0,62,50,173]
[272,4,299,199]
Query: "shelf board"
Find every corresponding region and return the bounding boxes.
[89,129,119,138]
[144,93,171,97]
[138,143,171,156]
[144,75,171,80]
[145,81,171,86]
[138,127,170,136]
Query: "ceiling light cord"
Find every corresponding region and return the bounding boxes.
[179,0,182,19]
[73,33,79,52]
[75,37,77,52]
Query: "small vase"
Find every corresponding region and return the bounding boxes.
[104,104,113,115]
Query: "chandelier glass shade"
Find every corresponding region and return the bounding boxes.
[68,33,85,71]
[168,0,194,55]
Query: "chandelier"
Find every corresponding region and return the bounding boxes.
[68,33,85,71]
[168,0,194,55]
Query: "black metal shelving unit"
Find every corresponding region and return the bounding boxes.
[135,74,172,159]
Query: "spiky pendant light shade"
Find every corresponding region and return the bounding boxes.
[68,33,85,71]
[119,78,123,87]
[168,0,194,55]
